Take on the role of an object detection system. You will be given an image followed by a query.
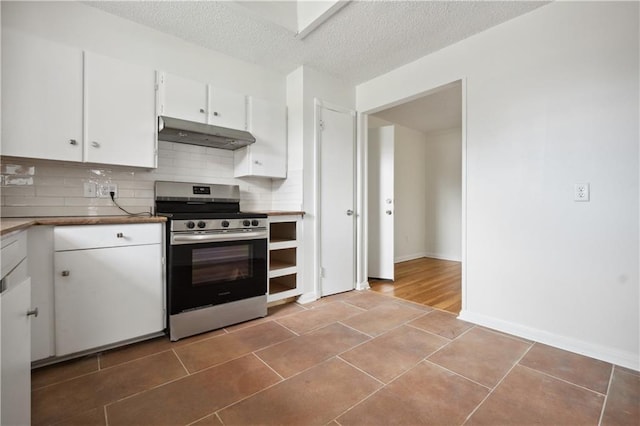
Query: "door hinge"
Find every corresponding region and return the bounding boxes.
[154,83,159,92]
[319,120,325,131]
[320,266,326,278]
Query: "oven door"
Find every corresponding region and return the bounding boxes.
[168,231,267,315]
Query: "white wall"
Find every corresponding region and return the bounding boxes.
[424,128,462,261]
[285,65,355,302]
[357,2,639,369]
[393,126,429,262]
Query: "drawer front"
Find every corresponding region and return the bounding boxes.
[1,230,27,280]
[55,223,162,251]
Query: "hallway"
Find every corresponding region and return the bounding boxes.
[370,257,461,313]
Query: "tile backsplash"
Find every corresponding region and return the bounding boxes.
[0,141,302,217]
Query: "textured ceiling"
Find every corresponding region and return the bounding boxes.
[372,81,462,134]
[84,0,548,85]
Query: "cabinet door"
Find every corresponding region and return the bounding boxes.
[234,97,287,178]
[159,72,209,123]
[209,86,247,130]
[1,28,83,162]
[1,278,31,426]
[54,244,163,356]
[85,52,157,168]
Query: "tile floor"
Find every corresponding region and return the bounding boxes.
[32,290,639,426]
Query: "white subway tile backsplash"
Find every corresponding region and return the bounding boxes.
[0,140,290,216]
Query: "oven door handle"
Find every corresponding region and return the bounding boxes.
[171,230,268,245]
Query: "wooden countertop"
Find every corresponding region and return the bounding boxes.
[254,211,305,217]
[1,216,167,236]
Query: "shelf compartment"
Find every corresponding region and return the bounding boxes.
[269,247,296,271]
[269,274,297,295]
[270,222,296,243]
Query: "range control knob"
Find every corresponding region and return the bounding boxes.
[221,220,230,228]
[197,221,206,229]
[243,220,251,227]
[186,221,195,229]
[252,219,260,226]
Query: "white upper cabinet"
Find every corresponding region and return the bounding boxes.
[84,52,157,168]
[1,28,83,162]
[159,73,209,123]
[158,72,247,130]
[1,29,157,168]
[234,97,287,178]
[209,86,247,130]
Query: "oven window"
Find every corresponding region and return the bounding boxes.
[192,245,252,286]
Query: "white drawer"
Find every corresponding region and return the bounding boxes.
[54,223,162,251]
[1,230,27,280]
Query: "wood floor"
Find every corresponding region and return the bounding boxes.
[369,257,462,313]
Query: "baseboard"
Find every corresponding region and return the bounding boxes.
[422,252,462,262]
[394,252,461,263]
[458,309,640,371]
[296,291,318,305]
[356,280,370,291]
[394,252,428,263]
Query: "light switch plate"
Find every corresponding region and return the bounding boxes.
[83,182,97,198]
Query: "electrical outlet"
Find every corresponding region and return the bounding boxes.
[83,182,97,198]
[574,183,590,202]
[97,183,118,198]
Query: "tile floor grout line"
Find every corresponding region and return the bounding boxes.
[252,352,286,381]
[172,348,191,376]
[422,358,492,392]
[98,348,176,373]
[336,355,387,386]
[597,364,615,426]
[272,319,301,336]
[461,341,535,425]
[517,363,610,397]
[404,322,455,341]
[215,411,225,425]
[335,321,376,339]
[103,404,109,426]
[31,359,103,391]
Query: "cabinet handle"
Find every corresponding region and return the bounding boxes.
[69,139,78,146]
[253,160,262,166]
[346,209,354,216]
[91,141,100,148]
[386,210,393,215]
[199,108,205,113]
[61,270,70,277]
[116,232,124,238]
[27,308,39,318]
[213,111,219,117]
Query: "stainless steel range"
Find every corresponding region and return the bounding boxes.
[155,181,268,341]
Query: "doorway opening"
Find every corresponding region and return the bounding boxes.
[366,81,463,314]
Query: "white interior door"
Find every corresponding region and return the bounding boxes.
[368,126,395,280]
[319,105,356,296]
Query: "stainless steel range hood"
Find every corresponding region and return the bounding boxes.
[158,116,256,150]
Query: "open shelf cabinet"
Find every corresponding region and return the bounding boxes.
[268,215,303,303]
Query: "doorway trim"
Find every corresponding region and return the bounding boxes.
[358,77,468,313]
[313,98,358,298]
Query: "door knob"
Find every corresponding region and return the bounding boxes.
[91,141,100,148]
[116,232,124,238]
[69,139,78,146]
[61,270,70,277]
[27,307,39,318]
[346,209,354,216]
[386,210,392,215]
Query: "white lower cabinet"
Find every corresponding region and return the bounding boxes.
[53,224,164,356]
[1,230,32,426]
